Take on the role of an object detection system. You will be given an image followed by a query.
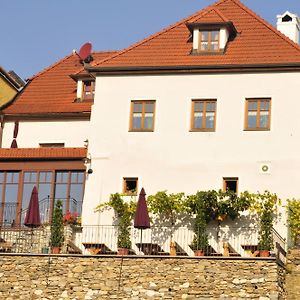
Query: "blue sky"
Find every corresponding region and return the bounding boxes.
[1,0,300,79]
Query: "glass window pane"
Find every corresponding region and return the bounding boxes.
[22,183,35,210]
[145,103,154,113]
[70,184,84,214]
[194,112,203,129]
[56,172,68,183]
[46,172,52,183]
[260,111,269,128]
[248,101,257,111]
[133,115,142,129]
[201,32,208,41]
[206,112,215,128]
[7,172,19,184]
[144,114,153,129]
[133,103,143,113]
[212,31,219,41]
[194,102,203,112]
[5,185,18,203]
[200,42,208,51]
[211,42,219,50]
[38,183,51,200]
[248,112,257,128]
[0,172,4,183]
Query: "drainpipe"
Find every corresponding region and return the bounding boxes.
[0,114,4,148]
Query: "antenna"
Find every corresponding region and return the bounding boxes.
[78,42,92,63]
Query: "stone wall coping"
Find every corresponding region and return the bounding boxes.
[0,253,276,261]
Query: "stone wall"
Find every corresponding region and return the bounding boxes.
[286,249,300,300]
[0,255,284,300]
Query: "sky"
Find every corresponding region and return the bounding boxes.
[1,0,300,79]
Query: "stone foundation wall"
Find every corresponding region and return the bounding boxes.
[0,255,284,299]
[286,249,300,300]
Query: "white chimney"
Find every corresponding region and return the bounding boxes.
[277,11,300,44]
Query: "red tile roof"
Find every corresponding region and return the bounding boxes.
[3,51,117,116]
[93,0,300,69]
[0,147,87,160]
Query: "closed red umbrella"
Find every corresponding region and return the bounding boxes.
[134,188,150,229]
[10,121,19,148]
[24,186,41,228]
[134,188,150,253]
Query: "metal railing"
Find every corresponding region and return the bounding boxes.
[0,197,82,227]
[0,224,287,260]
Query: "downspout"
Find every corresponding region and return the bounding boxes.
[0,114,4,148]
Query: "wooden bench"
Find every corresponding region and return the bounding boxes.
[136,243,169,255]
[241,245,259,257]
[0,241,13,253]
[82,243,116,255]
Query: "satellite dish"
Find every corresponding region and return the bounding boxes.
[78,42,92,63]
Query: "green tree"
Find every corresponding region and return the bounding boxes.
[50,200,64,248]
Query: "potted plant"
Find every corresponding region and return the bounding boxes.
[96,193,136,255]
[50,200,64,254]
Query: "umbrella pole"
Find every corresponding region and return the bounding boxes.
[140,229,142,255]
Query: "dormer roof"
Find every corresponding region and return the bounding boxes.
[90,0,300,73]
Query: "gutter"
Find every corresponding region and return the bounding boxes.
[86,62,300,75]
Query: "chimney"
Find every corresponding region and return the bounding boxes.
[277,11,300,44]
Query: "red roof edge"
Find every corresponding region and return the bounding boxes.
[0,147,87,160]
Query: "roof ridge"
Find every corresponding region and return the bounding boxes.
[192,7,229,23]
[28,52,79,81]
[231,0,300,52]
[94,0,228,67]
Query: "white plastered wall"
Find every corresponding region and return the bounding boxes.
[2,120,90,148]
[82,71,300,239]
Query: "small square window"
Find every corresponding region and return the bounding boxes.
[245,98,271,131]
[123,177,138,195]
[130,101,155,131]
[199,31,220,52]
[191,99,217,131]
[223,177,238,194]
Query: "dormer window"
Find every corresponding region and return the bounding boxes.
[76,79,95,102]
[187,21,237,55]
[199,30,220,51]
[82,80,95,101]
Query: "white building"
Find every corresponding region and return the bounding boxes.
[1,0,300,245]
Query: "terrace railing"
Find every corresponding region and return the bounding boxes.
[0,224,286,261]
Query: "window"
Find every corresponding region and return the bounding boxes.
[245,99,271,130]
[130,100,155,131]
[199,31,219,51]
[0,172,20,226]
[123,178,138,195]
[82,80,95,101]
[191,100,217,131]
[223,177,238,194]
[0,169,85,226]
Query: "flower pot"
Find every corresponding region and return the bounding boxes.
[118,248,129,255]
[51,247,61,254]
[194,250,205,256]
[41,247,49,254]
[259,250,270,257]
[170,241,177,256]
[216,214,227,222]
